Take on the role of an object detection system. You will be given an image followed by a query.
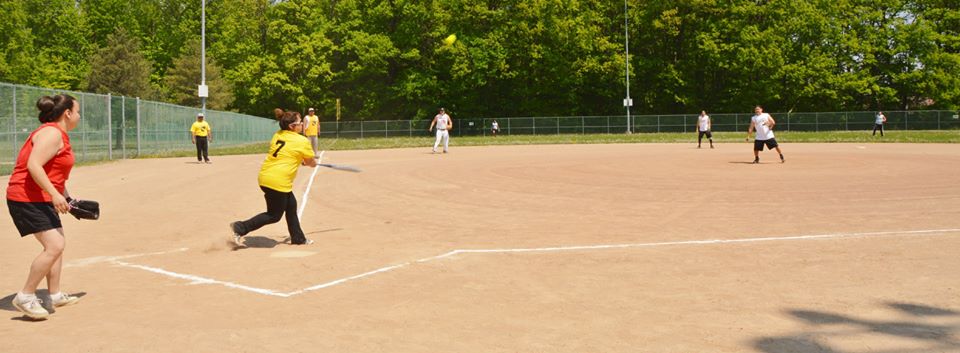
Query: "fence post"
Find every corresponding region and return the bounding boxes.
[12,86,16,159]
[81,94,86,161]
[121,95,126,159]
[905,113,909,130]
[532,117,536,135]
[607,116,610,134]
[657,115,661,133]
[384,121,388,138]
[136,97,141,157]
[815,113,819,132]
[845,112,848,131]
[786,113,790,131]
[107,94,112,160]
[556,117,560,135]
[360,120,364,138]
[507,118,511,135]
[938,111,941,130]
[582,116,585,134]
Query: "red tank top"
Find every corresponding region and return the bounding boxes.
[6,123,74,202]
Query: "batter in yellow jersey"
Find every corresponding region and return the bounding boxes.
[230,109,318,246]
[258,129,315,192]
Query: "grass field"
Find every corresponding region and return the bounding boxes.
[141,130,960,159]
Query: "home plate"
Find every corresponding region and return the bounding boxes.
[270,250,317,258]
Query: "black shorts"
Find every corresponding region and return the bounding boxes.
[754,139,779,151]
[698,131,712,139]
[7,200,62,237]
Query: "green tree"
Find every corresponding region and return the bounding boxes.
[85,28,157,98]
[163,39,234,110]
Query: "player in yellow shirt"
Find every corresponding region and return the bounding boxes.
[230,109,317,247]
[190,113,213,163]
[303,107,320,155]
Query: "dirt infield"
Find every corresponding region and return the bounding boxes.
[2,142,959,352]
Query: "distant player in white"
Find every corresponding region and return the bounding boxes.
[491,120,500,137]
[696,110,713,149]
[872,111,887,137]
[747,105,784,164]
[429,107,452,153]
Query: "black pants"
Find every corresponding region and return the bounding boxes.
[235,186,306,244]
[872,124,884,136]
[195,136,210,161]
[698,130,713,145]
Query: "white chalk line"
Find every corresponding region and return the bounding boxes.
[107,228,960,298]
[65,248,190,268]
[297,150,325,219]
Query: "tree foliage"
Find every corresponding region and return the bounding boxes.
[85,28,157,98]
[2,0,957,117]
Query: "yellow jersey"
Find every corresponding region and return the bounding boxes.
[258,130,315,192]
[190,121,211,137]
[304,114,320,136]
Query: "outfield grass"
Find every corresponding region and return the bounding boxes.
[142,130,958,158]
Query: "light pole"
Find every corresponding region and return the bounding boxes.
[623,0,632,133]
[199,0,209,114]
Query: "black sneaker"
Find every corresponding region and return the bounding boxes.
[752,159,759,164]
[780,156,785,163]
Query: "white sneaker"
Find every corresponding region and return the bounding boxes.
[51,292,81,307]
[233,235,246,248]
[13,294,49,319]
[292,239,314,245]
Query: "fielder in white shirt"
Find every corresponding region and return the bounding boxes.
[747,105,785,164]
[872,111,887,137]
[429,107,452,153]
[696,110,713,149]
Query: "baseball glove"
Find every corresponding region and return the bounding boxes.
[67,198,100,220]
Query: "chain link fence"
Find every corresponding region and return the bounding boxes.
[317,110,960,138]
[4,82,958,174]
[1,82,277,174]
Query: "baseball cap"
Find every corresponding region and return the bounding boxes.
[197,112,204,117]
[308,107,315,111]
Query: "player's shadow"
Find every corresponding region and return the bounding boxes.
[753,302,960,353]
[2,290,88,321]
[236,228,342,249]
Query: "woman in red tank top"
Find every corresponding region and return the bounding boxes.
[6,94,83,320]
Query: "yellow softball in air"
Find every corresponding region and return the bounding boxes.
[443,34,457,46]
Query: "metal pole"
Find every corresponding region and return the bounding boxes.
[624,0,631,133]
[556,117,560,135]
[81,94,86,161]
[107,94,112,160]
[201,0,207,114]
[121,95,126,159]
[532,117,536,135]
[136,97,141,157]
[12,86,17,158]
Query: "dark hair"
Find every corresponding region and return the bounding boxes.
[36,94,77,123]
[274,108,301,130]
